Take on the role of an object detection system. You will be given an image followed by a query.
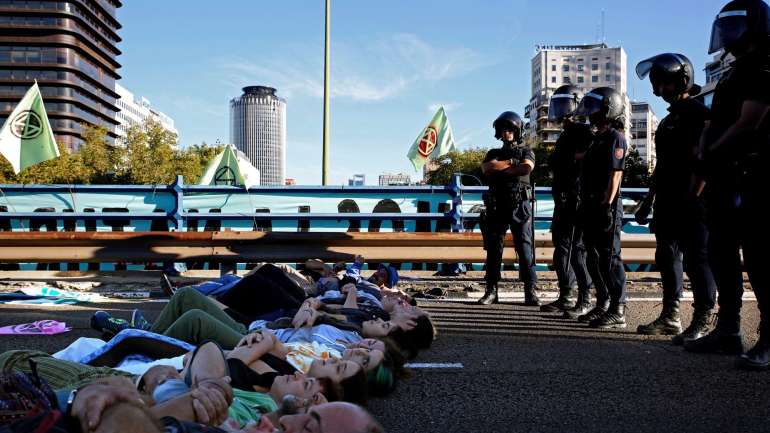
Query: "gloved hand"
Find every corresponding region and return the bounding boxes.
[634,196,653,226]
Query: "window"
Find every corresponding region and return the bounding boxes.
[563,76,571,84]
[551,76,556,83]
[577,64,584,72]
[605,63,612,70]
[592,57,598,61]
[577,76,584,83]
[577,58,584,62]
[591,64,599,71]
[551,64,556,71]
[606,74,612,81]
[592,76,599,83]
[562,65,569,72]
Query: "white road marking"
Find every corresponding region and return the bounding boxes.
[405,363,464,369]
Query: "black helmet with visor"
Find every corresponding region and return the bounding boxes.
[574,87,624,125]
[548,85,584,122]
[709,0,770,54]
[636,53,696,96]
[493,111,524,142]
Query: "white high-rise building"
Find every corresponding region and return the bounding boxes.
[115,83,178,141]
[525,43,630,145]
[630,102,659,169]
[230,86,286,186]
[701,51,734,107]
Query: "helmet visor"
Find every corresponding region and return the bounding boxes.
[635,56,660,80]
[574,93,604,118]
[709,10,748,54]
[548,94,578,121]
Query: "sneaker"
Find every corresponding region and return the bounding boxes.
[589,305,627,329]
[90,311,129,335]
[131,309,153,331]
[578,304,608,323]
[563,301,593,319]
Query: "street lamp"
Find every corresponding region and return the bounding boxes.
[322,0,331,185]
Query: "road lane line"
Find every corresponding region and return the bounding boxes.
[404,363,464,369]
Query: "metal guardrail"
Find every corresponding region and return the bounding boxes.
[0,174,649,231]
[0,231,657,264]
[0,175,653,269]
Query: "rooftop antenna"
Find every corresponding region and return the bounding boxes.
[601,10,606,44]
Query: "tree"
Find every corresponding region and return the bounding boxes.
[123,119,178,184]
[0,120,221,185]
[424,149,488,186]
[623,145,651,188]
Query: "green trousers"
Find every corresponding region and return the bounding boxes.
[152,287,248,349]
[0,350,134,390]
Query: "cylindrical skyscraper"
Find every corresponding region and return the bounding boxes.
[230,86,286,185]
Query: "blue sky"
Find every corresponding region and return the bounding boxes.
[118,0,730,185]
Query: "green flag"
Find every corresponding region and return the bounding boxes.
[198,144,261,188]
[407,106,456,172]
[0,81,60,174]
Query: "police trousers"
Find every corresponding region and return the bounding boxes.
[483,200,538,288]
[653,202,717,310]
[707,179,770,330]
[582,202,626,305]
[551,198,592,292]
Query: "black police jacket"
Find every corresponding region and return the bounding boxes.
[483,143,535,200]
[654,97,710,207]
[580,127,627,204]
[705,51,770,183]
[549,122,594,198]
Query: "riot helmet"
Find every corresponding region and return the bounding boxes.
[636,53,696,99]
[493,111,524,142]
[548,85,584,122]
[574,87,624,126]
[709,0,770,54]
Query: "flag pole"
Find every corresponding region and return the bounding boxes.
[322,0,331,185]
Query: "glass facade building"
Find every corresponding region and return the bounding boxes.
[0,0,122,152]
[230,86,286,186]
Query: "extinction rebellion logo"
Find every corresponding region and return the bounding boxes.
[11,110,43,139]
[417,126,438,158]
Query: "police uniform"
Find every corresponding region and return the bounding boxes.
[646,97,717,334]
[686,49,770,356]
[548,121,594,311]
[482,143,538,296]
[579,127,627,319]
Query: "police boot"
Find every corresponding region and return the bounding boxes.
[736,324,770,370]
[672,307,715,346]
[637,299,682,336]
[577,298,609,323]
[683,314,744,355]
[523,286,541,307]
[589,303,627,329]
[478,283,499,305]
[563,288,593,319]
[540,285,576,313]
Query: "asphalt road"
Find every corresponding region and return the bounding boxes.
[0,293,767,433]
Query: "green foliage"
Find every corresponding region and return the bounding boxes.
[424,148,488,186]
[0,119,221,185]
[623,145,652,188]
[525,135,553,187]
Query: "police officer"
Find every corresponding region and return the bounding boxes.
[541,86,595,315]
[572,87,628,328]
[478,111,540,306]
[685,0,770,370]
[634,53,718,344]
